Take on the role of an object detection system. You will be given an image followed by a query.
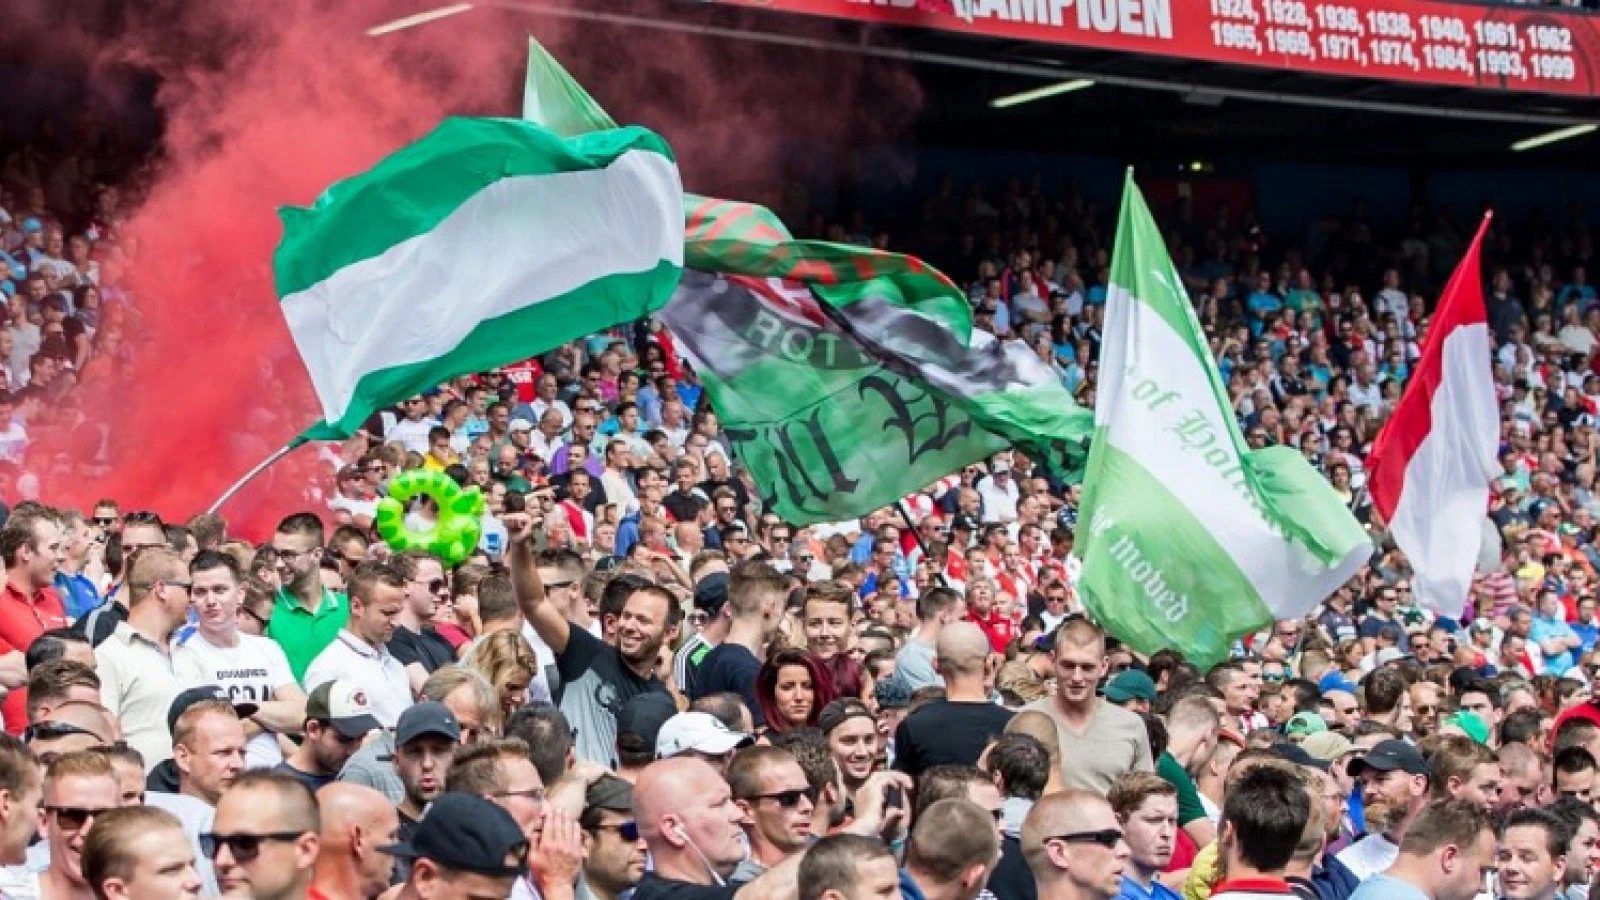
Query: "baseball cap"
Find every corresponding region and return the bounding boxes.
[1374,647,1406,666]
[1442,710,1491,746]
[1317,671,1359,695]
[693,572,731,616]
[950,514,980,533]
[818,698,874,735]
[20,218,41,235]
[167,686,258,736]
[1270,742,1325,771]
[1286,712,1328,737]
[509,418,534,433]
[381,793,529,878]
[305,681,383,740]
[655,712,753,759]
[584,775,634,818]
[617,693,677,748]
[396,701,462,748]
[1102,670,1156,704]
[1300,731,1355,764]
[1347,739,1429,777]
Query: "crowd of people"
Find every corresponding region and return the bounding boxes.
[6,101,1600,900]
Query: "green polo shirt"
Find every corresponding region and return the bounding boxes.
[1157,751,1207,827]
[267,588,349,683]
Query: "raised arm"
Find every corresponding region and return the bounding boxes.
[505,512,571,655]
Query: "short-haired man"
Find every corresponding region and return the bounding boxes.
[579,775,647,900]
[1347,798,1496,900]
[893,587,966,691]
[311,783,400,900]
[388,551,457,695]
[94,546,197,770]
[1426,735,1502,813]
[692,562,788,726]
[176,550,307,769]
[446,737,581,900]
[393,702,462,883]
[1106,773,1179,900]
[1210,767,1310,899]
[303,561,409,727]
[729,746,815,881]
[802,583,855,663]
[1553,747,1597,803]
[384,793,530,900]
[821,700,882,799]
[276,680,380,790]
[798,833,899,900]
[894,622,1013,777]
[1497,807,1571,900]
[207,772,320,900]
[82,806,202,900]
[0,509,68,735]
[1337,739,1432,879]
[1021,619,1153,793]
[172,699,247,807]
[509,513,675,764]
[25,659,101,725]
[903,799,1001,900]
[338,669,494,805]
[264,513,347,683]
[29,751,119,900]
[1021,789,1130,900]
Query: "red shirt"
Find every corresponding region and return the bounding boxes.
[0,580,67,735]
[968,609,1015,654]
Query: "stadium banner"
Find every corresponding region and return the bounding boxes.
[717,0,1600,98]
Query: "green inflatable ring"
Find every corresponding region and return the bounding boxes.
[373,469,484,567]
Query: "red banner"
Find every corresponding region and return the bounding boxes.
[718,0,1600,97]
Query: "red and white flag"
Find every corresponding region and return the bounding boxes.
[1367,214,1498,619]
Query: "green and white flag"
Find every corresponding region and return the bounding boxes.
[1078,173,1369,667]
[276,116,683,440]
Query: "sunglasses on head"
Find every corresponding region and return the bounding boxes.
[25,721,105,744]
[47,805,112,832]
[200,832,306,862]
[1048,828,1124,849]
[742,786,820,809]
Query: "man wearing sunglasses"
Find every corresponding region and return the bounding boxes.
[1021,789,1129,899]
[94,546,197,772]
[25,750,119,900]
[207,771,320,900]
[389,551,458,696]
[728,747,814,882]
[579,775,647,900]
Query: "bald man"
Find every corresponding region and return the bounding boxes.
[27,700,116,760]
[893,622,1014,776]
[632,757,807,900]
[1022,790,1131,900]
[312,783,401,900]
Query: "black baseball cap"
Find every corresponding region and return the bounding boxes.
[167,686,258,736]
[396,701,462,748]
[616,692,676,747]
[951,515,980,533]
[381,793,529,878]
[694,572,730,616]
[1347,739,1429,777]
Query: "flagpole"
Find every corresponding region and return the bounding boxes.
[895,500,950,588]
[207,443,296,515]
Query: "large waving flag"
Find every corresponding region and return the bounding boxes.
[1367,216,1497,619]
[278,116,683,440]
[1078,173,1370,667]
[523,40,1093,522]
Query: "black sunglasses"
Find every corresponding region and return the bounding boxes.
[25,721,103,744]
[200,832,306,862]
[592,821,640,841]
[1048,829,1124,849]
[741,787,819,809]
[46,805,113,831]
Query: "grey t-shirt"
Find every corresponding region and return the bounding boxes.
[1020,696,1153,795]
[893,637,940,691]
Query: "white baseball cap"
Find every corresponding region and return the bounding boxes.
[655,712,753,759]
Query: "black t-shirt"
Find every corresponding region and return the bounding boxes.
[556,624,667,765]
[892,699,1015,777]
[632,872,740,900]
[692,643,764,727]
[393,811,421,885]
[388,625,457,673]
[663,489,707,525]
[987,835,1036,900]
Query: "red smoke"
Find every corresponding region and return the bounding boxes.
[12,0,919,538]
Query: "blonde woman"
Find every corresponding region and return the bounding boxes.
[463,630,539,722]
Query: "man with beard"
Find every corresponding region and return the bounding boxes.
[729,747,815,881]
[1108,773,1178,900]
[579,776,647,900]
[392,702,462,884]
[1337,740,1431,879]
[508,512,674,765]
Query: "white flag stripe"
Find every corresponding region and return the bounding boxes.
[281,149,682,425]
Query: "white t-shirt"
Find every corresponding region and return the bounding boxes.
[1336,833,1399,881]
[175,631,297,768]
[386,417,439,455]
[976,476,1020,523]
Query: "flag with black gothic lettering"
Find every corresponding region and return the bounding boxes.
[1076,171,1370,667]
